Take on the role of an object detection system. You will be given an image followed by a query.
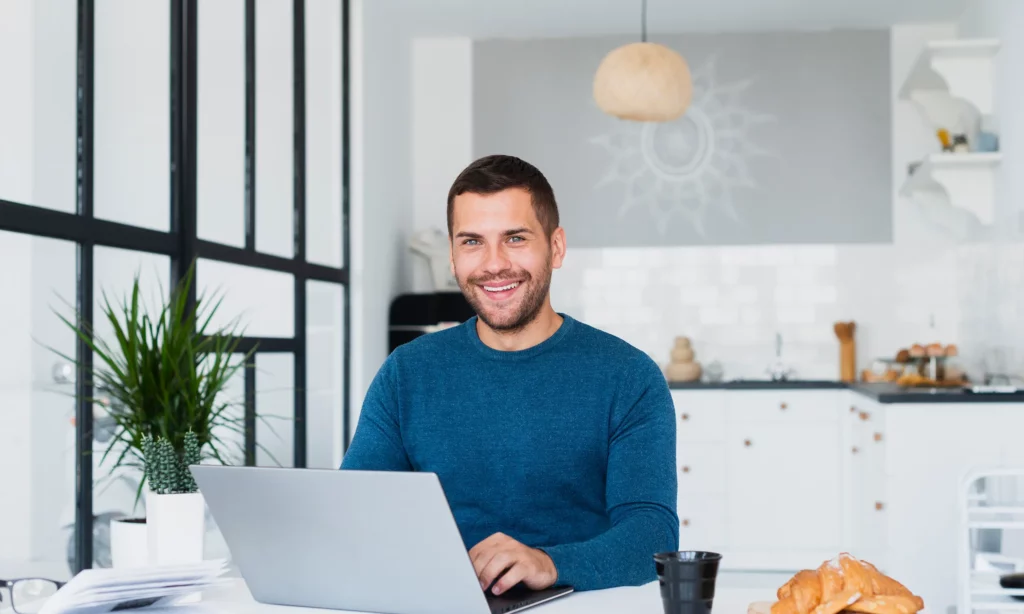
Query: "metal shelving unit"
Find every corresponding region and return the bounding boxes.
[959,467,1024,614]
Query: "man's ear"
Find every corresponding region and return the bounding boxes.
[550,227,566,270]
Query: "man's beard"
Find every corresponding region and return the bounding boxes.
[457,261,552,334]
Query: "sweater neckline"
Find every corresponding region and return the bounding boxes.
[464,313,575,361]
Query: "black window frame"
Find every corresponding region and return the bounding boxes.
[0,0,351,572]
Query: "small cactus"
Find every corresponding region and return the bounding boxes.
[142,431,201,494]
[181,431,200,492]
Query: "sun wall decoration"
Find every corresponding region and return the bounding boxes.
[590,55,777,236]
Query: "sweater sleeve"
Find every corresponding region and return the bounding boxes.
[340,353,413,471]
[540,353,679,590]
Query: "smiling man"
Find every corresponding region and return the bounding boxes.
[341,155,678,593]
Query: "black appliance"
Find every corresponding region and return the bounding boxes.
[388,292,475,353]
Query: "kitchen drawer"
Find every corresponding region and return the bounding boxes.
[726,390,841,424]
[676,442,726,495]
[672,391,726,442]
[726,420,842,552]
[677,495,727,553]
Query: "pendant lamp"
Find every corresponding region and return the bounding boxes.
[593,0,692,122]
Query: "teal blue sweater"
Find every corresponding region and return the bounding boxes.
[340,314,679,591]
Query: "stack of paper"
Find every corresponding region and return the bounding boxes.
[38,560,230,614]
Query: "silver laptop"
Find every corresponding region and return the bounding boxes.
[191,466,573,614]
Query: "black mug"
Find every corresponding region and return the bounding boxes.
[654,551,722,614]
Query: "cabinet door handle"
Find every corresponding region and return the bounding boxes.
[744,439,752,447]
[875,502,885,511]
[859,411,870,421]
[850,405,857,413]
[851,446,859,454]
[681,465,691,473]
[874,432,883,442]
[780,402,788,410]
[680,413,690,421]
[682,519,690,527]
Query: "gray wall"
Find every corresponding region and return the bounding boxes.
[474,30,892,247]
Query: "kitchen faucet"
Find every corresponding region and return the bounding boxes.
[766,331,794,381]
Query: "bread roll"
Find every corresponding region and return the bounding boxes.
[766,554,923,614]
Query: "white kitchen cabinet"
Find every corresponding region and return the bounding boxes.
[726,390,841,424]
[725,420,842,553]
[678,495,728,553]
[674,386,1024,614]
[672,388,851,571]
[673,390,727,442]
[677,442,727,496]
[882,403,1024,614]
[844,394,887,562]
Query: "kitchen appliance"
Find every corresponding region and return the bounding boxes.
[388,292,475,353]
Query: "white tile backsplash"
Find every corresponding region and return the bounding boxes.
[728,285,760,304]
[680,286,719,306]
[551,241,1024,382]
[777,266,818,285]
[776,305,818,325]
[699,306,739,326]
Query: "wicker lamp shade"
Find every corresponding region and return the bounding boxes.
[593,42,693,122]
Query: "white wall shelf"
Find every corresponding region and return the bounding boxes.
[900,152,1002,224]
[899,39,1001,120]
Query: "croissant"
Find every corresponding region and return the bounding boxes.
[770,554,924,614]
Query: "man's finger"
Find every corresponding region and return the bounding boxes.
[478,551,516,591]
[471,546,499,582]
[492,562,528,596]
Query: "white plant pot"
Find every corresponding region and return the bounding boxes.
[110,518,149,569]
[146,490,205,566]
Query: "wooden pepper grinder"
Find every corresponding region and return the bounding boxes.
[834,321,856,382]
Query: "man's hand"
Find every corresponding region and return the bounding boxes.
[469,532,558,596]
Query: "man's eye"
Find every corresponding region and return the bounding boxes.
[463,239,479,246]
[508,236,524,243]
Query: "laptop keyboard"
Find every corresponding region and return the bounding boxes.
[485,584,571,614]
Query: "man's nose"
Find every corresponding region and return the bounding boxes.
[482,243,512,273]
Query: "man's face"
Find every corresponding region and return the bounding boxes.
[449,188,565,332]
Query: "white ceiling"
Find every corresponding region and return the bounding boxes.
[379,0,968,38]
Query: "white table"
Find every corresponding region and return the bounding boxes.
[193,571,785,614]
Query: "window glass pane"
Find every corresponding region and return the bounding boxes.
[307,280,343,468]
[91,247,171,568]
[197,259,295,338]
[94,0,170,231]
[256,353,294,467]
[304,0,344,268]
[204,365,244,562]
[93,247,170,350]
[197,0,246,248]
[255,0,294,257]
[0,231,76,578]
[0,0,77,212]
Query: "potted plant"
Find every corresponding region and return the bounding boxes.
[54,263,255,567]
[142,431,204,565]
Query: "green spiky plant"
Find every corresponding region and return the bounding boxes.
[142,431,201,494]
[53,261,264,503]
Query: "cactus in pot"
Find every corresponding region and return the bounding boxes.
[142,431,201,495]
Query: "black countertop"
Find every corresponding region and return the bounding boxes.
[850,382,1024,404]
[668,380,848,390]
[668,380,1024,404]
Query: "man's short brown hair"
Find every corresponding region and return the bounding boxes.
[446,155,560,238]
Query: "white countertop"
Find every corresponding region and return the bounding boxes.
[189,571,787,614]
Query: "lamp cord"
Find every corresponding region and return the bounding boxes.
[641,0,647,42]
